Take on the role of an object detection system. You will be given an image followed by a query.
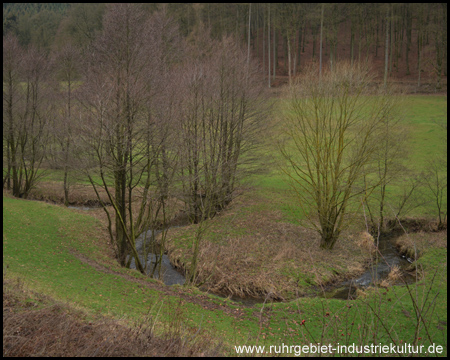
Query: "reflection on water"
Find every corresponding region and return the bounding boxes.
[128,229,186,286]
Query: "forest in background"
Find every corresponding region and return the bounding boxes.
[3,3,447,90]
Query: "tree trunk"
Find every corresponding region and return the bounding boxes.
[273,28,276,82]
[287,32,292,85]
[389,6,394,76]
[297,24,302,71]
[247,3,251,68]
[319,3,324,80]
[384,6,390,87]
[350,22,354,65]
[405,4,412,75]
[417,32,422,88]
[268,4,271,87]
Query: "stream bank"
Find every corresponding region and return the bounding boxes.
[67,205,420,304]
[319,231,418,300]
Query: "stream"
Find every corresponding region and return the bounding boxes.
[68,205,416,302]
[128,229,186,286]
[68,205,186,285]
[321,233,416,300]
[128,228,417,302]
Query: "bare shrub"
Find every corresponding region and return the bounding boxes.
[78,5,183,273]
[280,61,401,249]
[177,34,270,224]
[3,35,52,198]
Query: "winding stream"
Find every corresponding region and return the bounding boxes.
[322,233,416,300]
[68,205,416,302]
[129,228,416,302]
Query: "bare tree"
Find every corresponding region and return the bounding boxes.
[78,4,182,273]
[3,34,22,190]
[280,62,398,250]
[3,35,52,198]
[175,33,269,282]
[422,110,447,229]
[49,44,81,206]
[267,3,271,88]
[422,160,447,230]
[364,86,407,229]
[278,4,303,85]
[319,3,324,80]
[430,3,447,90]
[178,34,268,224]
[383,4,390,88]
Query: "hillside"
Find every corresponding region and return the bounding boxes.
[3,188,447,356]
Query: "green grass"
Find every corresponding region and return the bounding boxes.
[402,96,447,170]
[3,94,447,355]
[277,95,446,219]
[2,196,250,341]
[32,167,113,186]
[3,194,447,355]
[240,95,447,224]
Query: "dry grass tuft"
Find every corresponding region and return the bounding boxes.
[380,265,402,288]
[387,265,402,282]
[355,288,368,299]
[394,230,447,261]
[356,231,376,255]
[346,263,365,276]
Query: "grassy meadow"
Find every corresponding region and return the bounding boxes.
[3,94,447,356]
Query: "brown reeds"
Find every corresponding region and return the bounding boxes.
[164,192,373,301]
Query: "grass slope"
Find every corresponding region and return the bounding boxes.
[3,194,447,356]
[2,196,251,344]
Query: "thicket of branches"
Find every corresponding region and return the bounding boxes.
[2,3,446,261]
[3,35,52,198]
[3,4,269,275]
[280,62,405,249]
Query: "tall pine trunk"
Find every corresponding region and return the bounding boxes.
[384,6,390,87]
